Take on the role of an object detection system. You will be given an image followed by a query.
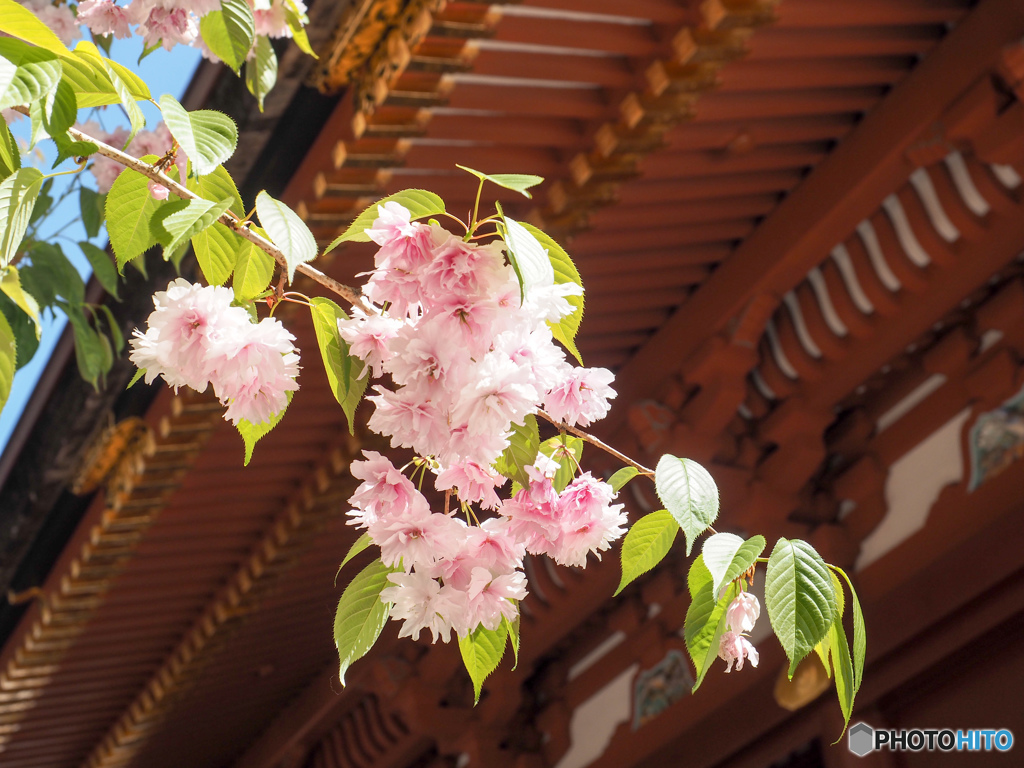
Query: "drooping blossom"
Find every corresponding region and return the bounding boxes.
[133,6,198,50]
[252,0,307,38]
[75,0,133,38]
[337,311,403,379]
[435,460,505,510]
[551,472,628,567]
[380,571,466,643]
[129,279,300,425]
[347,451,429,529]
[725,591,760,634]
[718,630,759,673]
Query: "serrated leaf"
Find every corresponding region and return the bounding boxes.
[233,238,275,302]
[79,187,104,238]
[336,532,373,584]
[493,414,539,488]
[608,466,639,492]
[520,224,583,362]
[0,167,43,269]
[0,290,36,369]
[499,207,554,304]
[0,265,39,331]
[0,118,19,179]
[0,39,62,111]
[504,612,520,670]
[702,533,766,601]
[57,52,118,108]
[94,303,123,354]
[126,367,146,389]
[160,94,237,177]
[335,559,395,685]
[255,190,315,282]
[310,297,367,433]
[831,566,865,696]
[459,622,508,704]
[538,433,582,493]
[456,165,543,198]
[654,455,719,556]
[765,538,836,679]
[283,0,317,58]
[152,197,234,259]
[0,0,68,55]
[20,242,83,307]
[0,308,14,411]
[684,554,737,692]
[237,389,292,465]
[192,222,243,286]
[79,241,120,300]
[245,36,278,111]
[199,0,256,74]
[325,189,445,251]
[105,155,178,271]
[65,303,108,387]
[615,509,678,596]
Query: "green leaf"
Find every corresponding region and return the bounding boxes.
[199,0,256,74]
[0,167,43,269]
[765,538,836,679]
[233,238,275,302]
[0,308,15,411]
[538,434,582,493]
[654,455,719,556]
[151,197,234,259]
[0,38,62,111]
[504,612,520,671]
[335,559,395,685]
[0,0,68,54]
[193,222,244,286]
[20,242,84,307]
[325,189,445,251]
[60,44,150,108]
[336,532,373,584]
[237,389,292,466]
[126,367,146,389]
[79,242,120,300]
[89,45,144,146]
[0,265,39,334]
[94,303,123,354]
[105,156,177,271]
[79,187,104,238]
[0,118,19,180]
[159,94,237,177]
[493,414,539,488]
[684,555,737,692]
[245,35,278,111]
[0,291,35,369]
[309,297,367,433]
[608,466,639,492]
[188,163,244,214]
[521,223,584,362]
[498,205,554,303]
[457,165,543,198]
[458,622,507,704]
[831,566,865,696]
[255,190,316,282]
[701,533,766,601]
[65,303,108,387]
[615,509,678,596]
[283,0,317,58]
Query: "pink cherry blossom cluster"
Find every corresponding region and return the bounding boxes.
[340,202,626,642]
[70,0,307,58]
[718,591,760,672]
[130,278,300,425]
[74,120,185,193]
[350,450,626,643]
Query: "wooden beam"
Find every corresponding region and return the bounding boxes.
[608,0,1024,431]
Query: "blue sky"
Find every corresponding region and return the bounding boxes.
[0,37,201,460]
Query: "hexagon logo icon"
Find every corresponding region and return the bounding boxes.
[848,723,875,757]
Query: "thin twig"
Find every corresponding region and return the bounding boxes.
[58,117,372,313]
[536,409,654,476]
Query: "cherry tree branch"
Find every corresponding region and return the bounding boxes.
[536,409,654,476]
[62,120,371,314]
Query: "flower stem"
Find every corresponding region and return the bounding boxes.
[535,409,654,476]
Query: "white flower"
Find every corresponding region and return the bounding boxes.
[718,630,759,673]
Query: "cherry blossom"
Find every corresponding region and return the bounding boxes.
[725,591,761,634]
[75,0,133,39]
[718,630,759,672]
[544,366,617,428]
[380,571,466,643]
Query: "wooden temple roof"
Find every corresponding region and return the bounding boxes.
[4,1,1024,767]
